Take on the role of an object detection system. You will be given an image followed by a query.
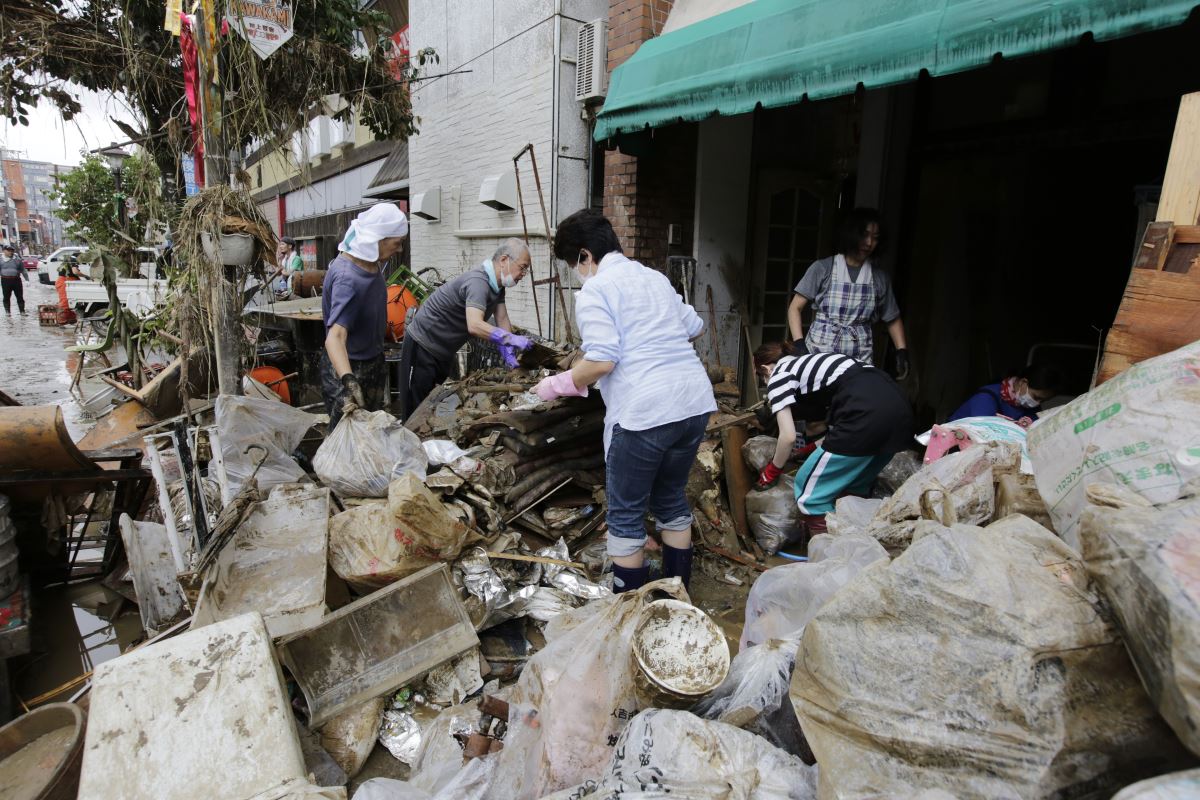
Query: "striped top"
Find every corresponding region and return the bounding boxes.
[766,353,862,415]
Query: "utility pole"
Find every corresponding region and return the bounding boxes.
[193,4,242,396]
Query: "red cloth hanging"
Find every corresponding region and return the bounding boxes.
[180,15,205,188]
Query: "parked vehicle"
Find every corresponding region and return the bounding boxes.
[37,246,88,285]
[22,256,39,271]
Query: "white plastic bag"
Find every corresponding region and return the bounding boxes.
[745,481,804,555]
[216,395,316,494]
[491,579,690,799]
[692,635,810,759]
[314,409,428,498]
[350,757,495,800]
[824,496,882,537]
[1028,339,1200,548]
[422,440,469,466]
[541,709,817,800]
[740,534,887,650]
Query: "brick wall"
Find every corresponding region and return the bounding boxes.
[601,0,696,269]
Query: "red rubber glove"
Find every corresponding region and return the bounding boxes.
[755,462,783,491]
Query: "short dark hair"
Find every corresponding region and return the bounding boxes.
[281,236,296,247]
[1018,363,1065,394]
[553,208,623,263]
[753,340,798,368]
[835,208,882,256]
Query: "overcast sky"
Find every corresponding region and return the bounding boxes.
[1,87,140,167]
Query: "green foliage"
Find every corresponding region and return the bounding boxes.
[51,153,161,272]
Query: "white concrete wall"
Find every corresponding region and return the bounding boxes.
[408,0,605,338]
[692,113,755,370]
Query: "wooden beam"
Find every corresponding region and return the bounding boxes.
[1157,92,1200,226]
[720,424,763,560]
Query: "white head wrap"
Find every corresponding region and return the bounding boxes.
[338,203,409,262]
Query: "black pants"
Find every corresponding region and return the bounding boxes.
[398,336,455,421]
[320,350,387,429]
[1,277,25,313]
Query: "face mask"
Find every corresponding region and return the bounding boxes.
[500,271,516,288]
[1015,389,1039,409]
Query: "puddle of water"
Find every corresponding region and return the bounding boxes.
[12,579,143,707]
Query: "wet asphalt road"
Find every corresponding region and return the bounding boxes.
[0,278,99,439]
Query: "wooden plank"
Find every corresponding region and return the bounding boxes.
[1133,222,1173,271]
[1157,93,1200,226]
[1096,269,1200,384]
[720,424,763,560]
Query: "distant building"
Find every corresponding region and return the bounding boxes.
[0,151,74,251]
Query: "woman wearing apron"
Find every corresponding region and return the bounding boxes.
[787,208,910,378]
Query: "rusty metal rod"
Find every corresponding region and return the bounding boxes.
[512,143,543,337]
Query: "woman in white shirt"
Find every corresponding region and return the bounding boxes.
[535,209,716,592]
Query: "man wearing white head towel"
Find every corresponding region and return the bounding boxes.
[320,203,409,428]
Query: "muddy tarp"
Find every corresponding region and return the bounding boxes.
[791,516,1194,799]
[1079,484,1200,758]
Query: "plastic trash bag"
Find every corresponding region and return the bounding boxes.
[791,516,1194,799]
[740,534,887,650]
[1027,339,1200,549]
[745,481,804,555]
[742,436,779,473]
[422,440,469,466]
[216,395,315,494]
[328,474,472,592]
[350,757,495,800]
[692,635,811,760]
[875,449,923,494]
[314,409,428,498]
[318,697,387,779]
[1112,768,1200,799]
[1079,483,1200,758]
[540,709,818,800]
[824,496,882,537]
[490,579,690,799]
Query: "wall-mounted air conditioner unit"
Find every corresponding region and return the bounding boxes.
[307,116,333,162]
[330,116,355,150]
[575,19,607,103]
[411,186,441,221]
[479,171,518,211]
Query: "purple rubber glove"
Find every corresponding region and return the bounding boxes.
[489,328,532,352]
[498,343,521,369]
[535,371,588,402]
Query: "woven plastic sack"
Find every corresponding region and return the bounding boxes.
[328,474,471,592]
[540,709,817,800]
[314,409,428,498]
[791,516,1194,799]
[692,635,811,760]
[215,395,315,494]
[746,481,804,555]
[740,534,887,650]
[1027,339,1200,549]
[490,579,689,799]
[1079,484,1200,758]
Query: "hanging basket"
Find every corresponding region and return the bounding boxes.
[201,232,256,266]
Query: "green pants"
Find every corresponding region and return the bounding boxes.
[793,447,893,515]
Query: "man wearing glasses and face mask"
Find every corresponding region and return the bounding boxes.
[399,238,532,419]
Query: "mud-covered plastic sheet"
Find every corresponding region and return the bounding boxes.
[791,516,1194,799]
[1080,484,1200,758]
[540,709,817,800]
[314,409,428,498]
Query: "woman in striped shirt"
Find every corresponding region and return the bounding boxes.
[752,343,912,536]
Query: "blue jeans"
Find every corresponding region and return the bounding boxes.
[605,413,709,557]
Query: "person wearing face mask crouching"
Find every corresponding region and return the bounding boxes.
[398,238,533,420]
[948,363,1065,429]
[534,208,716,593]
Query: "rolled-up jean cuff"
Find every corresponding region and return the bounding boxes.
[655,514,694,532]
[606,534,647,558]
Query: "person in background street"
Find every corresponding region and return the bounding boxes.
[399,238,532,419]
[321,203,409,428]
[787,208,910,378]
[948,363,1064,428]
[535,209,716,592]
[752,343,912,537]
[281,237,304,272]
[1,244,29,315]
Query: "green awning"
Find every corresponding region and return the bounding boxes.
[594,0,1199,141]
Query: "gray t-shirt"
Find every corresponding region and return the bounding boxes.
[793,256,901,322]
[0,256,28,279]
[321,254,387,361]
[406,265,505,360]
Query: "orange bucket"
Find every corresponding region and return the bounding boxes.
[249,366,291,404]
[386,285,420,341]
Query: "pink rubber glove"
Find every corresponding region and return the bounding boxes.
[535,371,588,402]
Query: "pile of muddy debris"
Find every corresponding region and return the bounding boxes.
[3,341,1200,799]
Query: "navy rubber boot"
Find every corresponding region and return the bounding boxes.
[662,544,694,589]
[612,563,650,593]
